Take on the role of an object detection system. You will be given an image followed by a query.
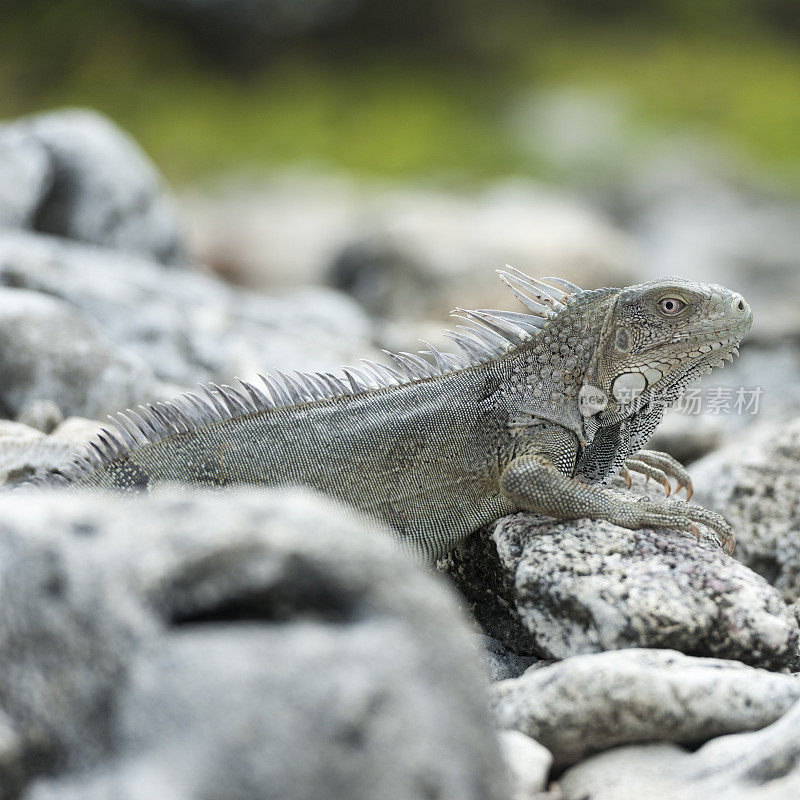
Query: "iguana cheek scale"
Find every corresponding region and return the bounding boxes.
[34,269,753,562]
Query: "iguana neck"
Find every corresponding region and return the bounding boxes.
[500,289,617,445]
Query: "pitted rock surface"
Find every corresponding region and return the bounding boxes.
[692,417,800,604]
[491,510,798,669]
[0,229,378,387]
[559,695,800,800]
[490,648,800,769]
[0,489,506,800]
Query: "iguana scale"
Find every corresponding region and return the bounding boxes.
[36,270,752,560]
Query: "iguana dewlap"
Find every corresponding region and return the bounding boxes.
[35,270,752,560]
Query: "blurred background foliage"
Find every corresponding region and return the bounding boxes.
[2,0,800,184]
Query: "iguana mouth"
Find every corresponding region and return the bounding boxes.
[659,336,744,394]
[636,318,753,356]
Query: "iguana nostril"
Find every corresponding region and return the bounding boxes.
[732,296,746,313]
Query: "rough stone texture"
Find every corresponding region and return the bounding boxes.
[3,109,185,264]
[496,730,553,800]
[0,489,506,800]
[0,288,160,420]
[491,648,800,769]
[489,509,799,670]
[789,601,800,673]
[559,697,800,800]
[692,417,800,605]
[475,636,543,682]
[439,529,541,656]
[0,128,52,229]
[0,230,378,387]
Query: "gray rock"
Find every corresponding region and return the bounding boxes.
[0,489,506,800]
[15,399,64,434]
[439,528,541,657]
[0,437,74,487]
[490,510,799,670]
[0,417,104,486]
[496,730,552,800]
[3,109,185,264]
[692,417,800,605]
[328,233,438,320]
[0,288,159,420]
[491,648,800,769]
[0,128,52,228]
[475,635,542,682]
[0,230,379,387]
[559,696,800,800]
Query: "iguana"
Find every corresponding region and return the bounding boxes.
[34,270,752,560]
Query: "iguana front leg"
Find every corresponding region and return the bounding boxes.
[500,454,733,553]
[623,449,693,500]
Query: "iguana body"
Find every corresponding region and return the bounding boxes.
[37,271,752,560]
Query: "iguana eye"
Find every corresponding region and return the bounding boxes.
[658,297,685,315]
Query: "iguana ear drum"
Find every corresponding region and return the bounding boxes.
[611,371,647,402]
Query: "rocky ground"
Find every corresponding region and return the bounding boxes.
[0,108,799,799]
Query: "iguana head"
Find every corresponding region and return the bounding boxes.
[572,276,752,483]
[589,277,752,414]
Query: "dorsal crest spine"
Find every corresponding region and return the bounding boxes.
[44,270,590,481]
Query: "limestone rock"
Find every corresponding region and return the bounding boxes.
[559,697,800,800]
[692,417,800,605]
[0,287,159,420]
[0,128,52,229]
[15,399,63,434]
[475,636,542,682]
[5,109,185,264]
[491,648,800,769]
[490,511,798,669]
[0,230,378,387]
[0,417,106,487]
[497,730,553,800]
[0,489,506,800]
[183,176,636,322]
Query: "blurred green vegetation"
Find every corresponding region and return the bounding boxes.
[2,0,800,183]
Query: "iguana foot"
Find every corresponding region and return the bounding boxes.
[611,496,734,555]
[501,454,733,555]
[624,450,693,501]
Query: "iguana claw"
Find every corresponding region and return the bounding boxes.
[624,450,693,501]
[613,497,735,555]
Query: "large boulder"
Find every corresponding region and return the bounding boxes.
[0,489,506,800]
[491,648,800,769]
[442,506,799,670]
[0,109,185,264]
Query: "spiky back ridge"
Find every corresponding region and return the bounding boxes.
[42,270,588,485]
